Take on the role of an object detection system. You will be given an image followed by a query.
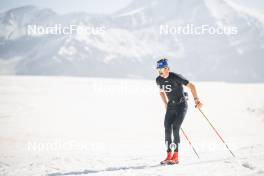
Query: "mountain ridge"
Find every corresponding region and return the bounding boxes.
[0,0,263,82]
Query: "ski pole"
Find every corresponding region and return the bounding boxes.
[181,128,200,159]
[198,108,236,157]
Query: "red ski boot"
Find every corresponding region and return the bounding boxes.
[169,152,179,164]
[160,152,172,165]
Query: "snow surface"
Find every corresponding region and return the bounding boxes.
[0,76,264,176]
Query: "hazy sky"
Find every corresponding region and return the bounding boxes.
[0,0,133,14]
[0,0,263,14]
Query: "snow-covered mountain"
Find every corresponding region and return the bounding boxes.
[0,0,264,82]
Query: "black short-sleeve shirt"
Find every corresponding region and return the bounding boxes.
[156,72,189,103]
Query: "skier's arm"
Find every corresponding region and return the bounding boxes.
[159,90,168,109]
[186,82,203,109]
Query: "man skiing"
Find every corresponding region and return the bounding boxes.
[156,58,203,165]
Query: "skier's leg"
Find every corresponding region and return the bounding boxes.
[161,110,174,164]
[172,103,188,147]
[169,103,188,164]
[164,110,173,152]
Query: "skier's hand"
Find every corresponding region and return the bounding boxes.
[195,99,203,109]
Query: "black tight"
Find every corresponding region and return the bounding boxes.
[164,102,187,152]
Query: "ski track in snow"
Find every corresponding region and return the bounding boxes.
[45,155,264,176]
[46,159,255,176]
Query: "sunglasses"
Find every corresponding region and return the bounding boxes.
[157,67,168,75]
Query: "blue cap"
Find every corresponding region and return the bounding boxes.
[156,59,168,69]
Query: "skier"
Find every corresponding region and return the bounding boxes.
[156,58,203,165]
